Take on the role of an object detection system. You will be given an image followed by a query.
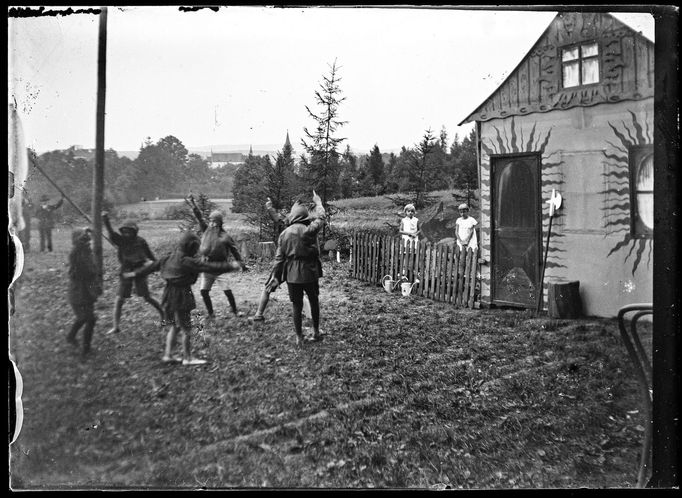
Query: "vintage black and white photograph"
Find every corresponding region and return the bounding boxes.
[8,5,678,490]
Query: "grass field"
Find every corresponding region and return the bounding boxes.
[9,201,650,489]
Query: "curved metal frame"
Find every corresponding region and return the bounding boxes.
[617,303,654,488]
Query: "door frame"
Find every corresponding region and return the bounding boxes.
[489,152,543,308]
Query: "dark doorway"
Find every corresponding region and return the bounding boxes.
[491,154,541,307]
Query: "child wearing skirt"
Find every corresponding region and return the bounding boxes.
[124,231,241,365]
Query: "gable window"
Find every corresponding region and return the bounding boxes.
[562,42,599,88]
[630,145,654,238]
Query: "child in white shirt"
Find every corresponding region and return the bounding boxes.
[399,204,421,247]
[455,203,478,251]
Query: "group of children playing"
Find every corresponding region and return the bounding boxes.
[66,195,475,363]
[66,191,326,363]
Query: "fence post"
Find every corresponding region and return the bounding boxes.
[350,232,354,278]
[467,247,478,308]
[422,242,429,298]
[444,244,453,303]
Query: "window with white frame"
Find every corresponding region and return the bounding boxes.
[561,42,600,88]
[630,145,654,238]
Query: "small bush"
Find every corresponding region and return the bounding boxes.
[163,203,190,220]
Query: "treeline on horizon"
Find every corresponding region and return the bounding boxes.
[23,127,477,221]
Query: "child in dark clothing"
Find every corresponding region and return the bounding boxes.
[124,231,241,365]
[270,191,326,347]
[187,195,246,319]
[249,196,313,323]
[67,228,102,358]
[103,212,164,334]
[36,194,63,252]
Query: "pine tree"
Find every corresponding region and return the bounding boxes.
[301,60,347,208]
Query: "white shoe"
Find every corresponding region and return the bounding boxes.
[182,357,207,366]
[161,355,183,364]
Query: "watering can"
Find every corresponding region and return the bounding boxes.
[400,278,420,296]
[382,275,406,294]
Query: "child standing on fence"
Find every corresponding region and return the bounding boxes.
[123,231,242,365]
[67,228,102,359]
[269,191,325,347]
[399,204,421,247]
[455,203,478,252]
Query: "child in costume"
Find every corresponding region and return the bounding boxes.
[67,227,102,358]
[124,231,241,365]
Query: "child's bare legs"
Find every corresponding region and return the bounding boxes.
[107,296,124,334]
[252,287,271,320]
[306,290,321,339]
[200,290,214,317]
[180,327,191,358]
[175,310,206,365]
[144,295,165,323]
[164,323,179,360]
[224,289,243,317]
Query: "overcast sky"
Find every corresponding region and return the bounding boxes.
[8,6,654,155]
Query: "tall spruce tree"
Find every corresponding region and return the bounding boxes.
[301,60,347,208]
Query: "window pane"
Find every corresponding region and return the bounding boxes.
[636,193,654,230]
[562,47,579,61]
[636,153,654,191]
[563,61,579,87]
[581,42,598,57]
[582,58,599,84]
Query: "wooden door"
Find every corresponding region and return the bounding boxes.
[491,154,541,307]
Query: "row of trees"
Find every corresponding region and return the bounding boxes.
[25,60,477,229]
[24,136,234,218]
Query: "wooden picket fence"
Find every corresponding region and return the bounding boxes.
[350,232,480,308]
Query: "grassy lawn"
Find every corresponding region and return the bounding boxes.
[9,217,649,489]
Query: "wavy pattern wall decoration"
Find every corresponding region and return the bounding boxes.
[601,110,653,275]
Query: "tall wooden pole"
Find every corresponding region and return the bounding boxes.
[92,7,107,281]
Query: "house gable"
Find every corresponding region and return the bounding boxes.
[461,12,654,124]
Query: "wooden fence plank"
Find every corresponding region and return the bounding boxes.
[351,232,355,278]
[370,234,375,285]
[450,245,459,304]
[467,248,478,308]
[449,244,457,304]
[383,235,388,283]
[444,244,452,303]
[453,245,461,306]
[424,242,432,298]
[350,231,479,307]
[360,233,367,282]
[430,244,438,300]
[443,245,452,303]
[465,248,474,305]
[435,245,442,302]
